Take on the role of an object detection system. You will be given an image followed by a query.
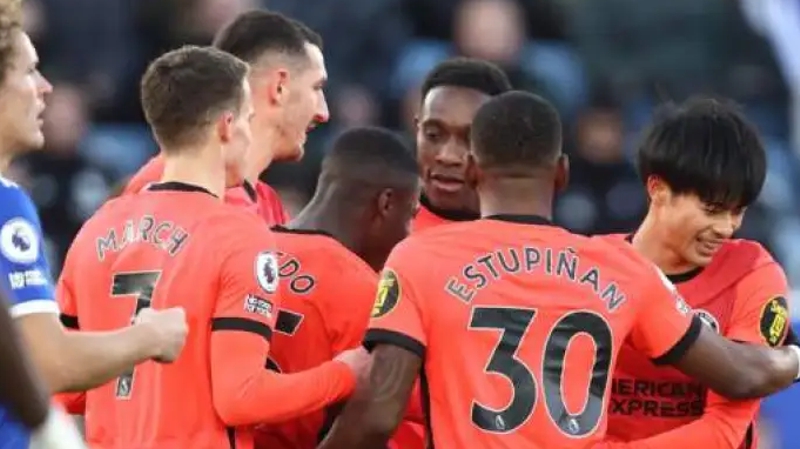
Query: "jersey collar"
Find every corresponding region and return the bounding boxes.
[484,214,554,226]
[147,181,218,198]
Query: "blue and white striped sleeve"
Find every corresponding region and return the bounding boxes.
[0,178,58,318]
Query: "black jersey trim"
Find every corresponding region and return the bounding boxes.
[652,315,703,365]
[211,317,273,342]
[363,329,426,359]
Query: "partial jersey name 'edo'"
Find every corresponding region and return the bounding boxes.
[445,246,627,311]
[96,215,190,261]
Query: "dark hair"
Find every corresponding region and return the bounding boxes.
[0,0,21,86]
[471,91,562,170]
[420,57,512,100]
[637,97,766,209]
[213,11,322,64]
[140,45,248,149]
[289,18,323,50]
[320,126,418,189]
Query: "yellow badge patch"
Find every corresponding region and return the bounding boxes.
[372,269,400,318]
[760,296,789,347]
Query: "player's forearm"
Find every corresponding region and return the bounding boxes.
[46,325,158,393]
[720,344,799,398]
[214,359,355,426]
[0,302,50,428]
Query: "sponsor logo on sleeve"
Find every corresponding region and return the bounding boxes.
[372,269,400,318]
[694,309,720,333]
[760,295,789,347]
[7,269,47,290]
[0,218,39,264]
[244,294,274,320]
[255,251,279,294]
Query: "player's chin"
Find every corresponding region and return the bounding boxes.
[26,131,45,151]
[424,184,469,211]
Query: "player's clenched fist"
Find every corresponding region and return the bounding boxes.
[335,347,372,377]
[136,307,188,363]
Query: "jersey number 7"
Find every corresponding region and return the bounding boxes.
[111,271,162,400]
[468,306,613,437]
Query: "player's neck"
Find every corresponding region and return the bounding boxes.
[633,213,699,274]
[160,147,226,199]
[245,128,276,184]
[289,194,360,254]
[477,177,554,220]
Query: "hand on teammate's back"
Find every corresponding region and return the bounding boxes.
[135,307,188,363]
[335,347,372,377]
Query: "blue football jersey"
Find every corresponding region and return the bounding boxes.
[0,175,58,448]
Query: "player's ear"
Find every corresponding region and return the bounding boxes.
[216,111,235,144]
[265,68,290,106]
[376,188,395,219]
[646,176,669,206]
[555,154,569,193]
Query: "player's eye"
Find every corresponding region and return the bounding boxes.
[423,128,443,142]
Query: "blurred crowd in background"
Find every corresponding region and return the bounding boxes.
[9,0,800,446]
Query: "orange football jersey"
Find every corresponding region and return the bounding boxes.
[606,238,789,449]
[365,215,701,449]
[56,183,355,449]
[410,195,477,233]
[57,182,280,449]
[124,155,290,226]
[253,227,377,449]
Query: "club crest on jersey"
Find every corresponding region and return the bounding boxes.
[255,252,279,294]
[760,296,789,347]
[244,294,274,319]
[694,309,719,333]
[372,269,400,318]
[0,218,39,264]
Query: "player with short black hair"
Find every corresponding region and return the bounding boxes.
[637,98,765,232]
[607,98,788,449]
[124,11,328,226]
[412,57,511,232]
[256,127,419,448]
[320,91,800,449]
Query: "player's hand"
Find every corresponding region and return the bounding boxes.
[335,346,372,377]
[135,307,188,363]
[29,406,88,449]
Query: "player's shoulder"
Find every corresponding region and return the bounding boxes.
[0,176,35,216]
[714,238,775,267]
[273,227,373,276]
[582,233,666,280]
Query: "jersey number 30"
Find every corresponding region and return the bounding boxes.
[111,271,161,400]
[468,306,613,437]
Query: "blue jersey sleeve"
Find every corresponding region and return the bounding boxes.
[0,178,57,318]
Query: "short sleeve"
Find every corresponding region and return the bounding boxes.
[211,217,281,345]
[0,184,58,317]
[726,263,790,346]
[362,243,428,359]
[628,266,702,364]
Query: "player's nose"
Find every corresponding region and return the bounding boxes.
[712,213,740,238]
[315,96,330,124]
[435,141,467,166]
